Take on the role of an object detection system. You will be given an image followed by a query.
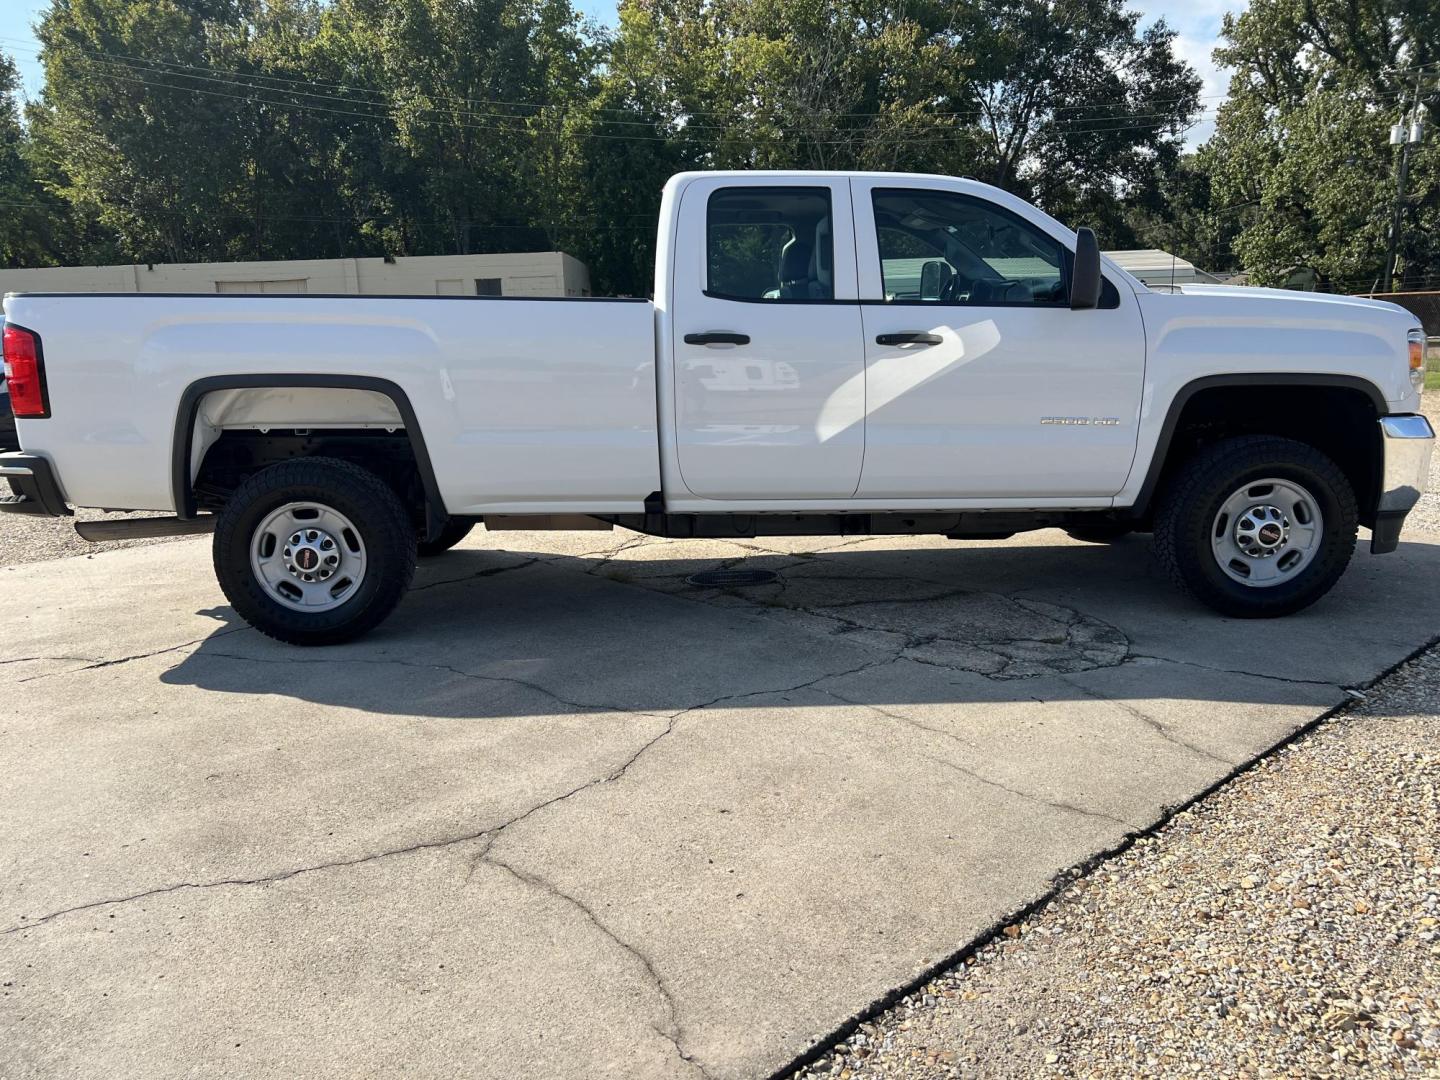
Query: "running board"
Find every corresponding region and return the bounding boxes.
[75,516,217,542]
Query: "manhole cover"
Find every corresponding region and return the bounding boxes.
[685,569,779,588]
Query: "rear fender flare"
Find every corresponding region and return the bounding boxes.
[171,375,444,536]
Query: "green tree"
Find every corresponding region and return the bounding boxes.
[34,0,266,262]
[19,0,1205,295]
[968,0,1201,244]
[1208,0,1439,291]
[315,0,596,257]
[0,54,59,267]
[607,0,1200,244]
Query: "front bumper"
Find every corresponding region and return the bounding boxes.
[0,452,71,517]
[1371,414,1435,554]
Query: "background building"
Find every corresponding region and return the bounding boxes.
[1103,249,1222,287]
[0,252,591,298]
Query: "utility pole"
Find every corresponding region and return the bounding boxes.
[1382,70,1428,293]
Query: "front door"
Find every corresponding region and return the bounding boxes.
[851,179,1146,500]
[671,177,865,500]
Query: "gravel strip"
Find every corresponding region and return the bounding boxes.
[0,506,188,567]
[794,645,1440,1079]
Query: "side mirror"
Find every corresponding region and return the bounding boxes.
[1070,227,1102,310]
[921,259,956,300]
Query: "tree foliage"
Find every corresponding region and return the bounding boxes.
[5,0,1201,294]
[1206,0,1439,290]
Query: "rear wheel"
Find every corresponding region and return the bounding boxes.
[214,457,416,645]
[1153,435,1357,618]
[417,517,475,556]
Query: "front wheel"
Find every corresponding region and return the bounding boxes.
[1153,435,1357,618]
[214,457,416,645]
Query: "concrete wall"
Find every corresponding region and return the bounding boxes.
[0,252,592,298]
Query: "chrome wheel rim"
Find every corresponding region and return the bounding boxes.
[250,502,367,612]
[1210,478,1323,588]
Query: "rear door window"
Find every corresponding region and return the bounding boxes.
[706,187,834,301]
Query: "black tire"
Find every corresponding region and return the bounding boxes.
[214,457,416,645]
[417,518,475,557]
[1153,435,1357,618]
[1065,522,1136,543]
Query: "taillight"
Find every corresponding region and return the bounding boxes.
[2,322,48,419]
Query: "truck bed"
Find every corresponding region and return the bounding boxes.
[4,293,661,515]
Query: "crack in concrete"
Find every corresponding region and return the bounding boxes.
[1,705,680,937]
[560,541,1136,683]
[1126,652,1343,689]
[0,654,99,666]
[191,650,680,721]
[817,687,1140,831]
[408,557,540,592]
[620,571,1117,684]
[726,536,885,559]
[1056,674,1239,767]
[467,532,1136,686]
[459,653,904,878]
[564,534,660,571]
[751,592,1127,683]
[1,825,505,936]
[916,751,1138,829]
[766,633,1440,1080]
[2,651,888,939]
[15,625,253,684]
[480,855,713,1080]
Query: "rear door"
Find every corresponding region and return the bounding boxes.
[670,177,865,499]
[851,179,1145,500]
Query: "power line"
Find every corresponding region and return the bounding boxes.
[100,53,1191,132]
[68,60,1217,146]
[0,196,658,230]
[0,34,1230,121]
[68,50,1215,138]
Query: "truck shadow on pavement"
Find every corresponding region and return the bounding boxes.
[159,533,1440,723]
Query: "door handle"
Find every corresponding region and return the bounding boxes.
[875,332,943,346]
[684,331,750,347]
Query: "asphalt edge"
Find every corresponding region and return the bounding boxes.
[768,629,1440,1080]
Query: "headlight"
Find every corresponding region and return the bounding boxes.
[1410,328,1427,393]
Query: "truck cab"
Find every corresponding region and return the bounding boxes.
[658,172,1145,508]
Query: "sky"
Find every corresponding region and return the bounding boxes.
[1,0,1243,147]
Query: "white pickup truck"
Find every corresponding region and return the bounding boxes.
[2,171,1433,644]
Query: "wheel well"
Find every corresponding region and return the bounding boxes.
[194,429,427,526]
[1141,384,1381,525]
[175,377,446,540]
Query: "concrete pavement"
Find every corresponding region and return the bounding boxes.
[3,527,1438,1078]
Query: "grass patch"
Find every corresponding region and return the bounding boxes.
[1427,370,1440,392]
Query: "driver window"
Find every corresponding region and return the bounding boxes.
[872,189,1066,305]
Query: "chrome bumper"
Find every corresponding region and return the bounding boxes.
[1371,414,1435,553]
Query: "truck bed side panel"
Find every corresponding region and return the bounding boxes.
[4,294,660,514]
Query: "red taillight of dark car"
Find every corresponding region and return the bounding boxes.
[2,322,48,419]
